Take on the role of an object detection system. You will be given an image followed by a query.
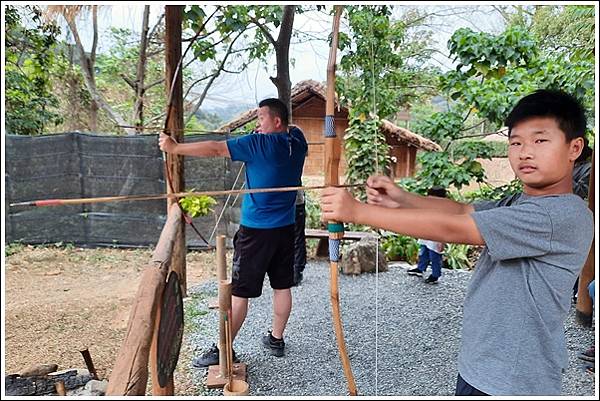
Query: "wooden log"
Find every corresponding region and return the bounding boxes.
[576,152,595,325]
[106,205,181,395]
[55,380,66,396]
[20,364,58,377]
[5,369,91,396]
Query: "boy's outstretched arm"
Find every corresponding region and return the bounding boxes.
[322,187,484,246]
[367,175,474,214]
[158,133,230,158]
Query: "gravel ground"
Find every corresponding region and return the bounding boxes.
[184,261,596,396]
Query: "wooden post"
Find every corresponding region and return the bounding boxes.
[576,152,595,325]
[107,205,181,395]
[165,5,187,298]
[218,280,232,377]
[217,233,231,376]
[217,235,227,281]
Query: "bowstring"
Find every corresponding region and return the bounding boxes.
[369,18,380,396]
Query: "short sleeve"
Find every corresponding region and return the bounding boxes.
[226,134,260,162]
[471,200,553,261]
[473,193,523,211]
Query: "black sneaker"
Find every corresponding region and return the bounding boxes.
[407,267,423,277]
[261,330,285,357]
[425,275,439,284]
[192,343,239,368]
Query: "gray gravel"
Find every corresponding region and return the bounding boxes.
[185,261,596,396]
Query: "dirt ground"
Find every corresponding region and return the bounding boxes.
[3,244,221,394]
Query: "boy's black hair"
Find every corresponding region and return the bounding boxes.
[505,89,591,162]
[258,98,289,126]
[428,186,447,198]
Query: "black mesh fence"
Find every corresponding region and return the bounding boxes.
[5,132,243,248]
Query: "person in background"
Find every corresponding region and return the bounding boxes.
[160,98,307,365]
[407,186,447,284]
[293,189,307,286]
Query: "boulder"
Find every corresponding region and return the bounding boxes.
[340,236,388,275]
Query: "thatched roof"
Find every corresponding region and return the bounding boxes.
[220,79,440,152]
[380,120,441,152]
[219,79,330,132]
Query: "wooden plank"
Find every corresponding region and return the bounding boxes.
[206,363,247,389]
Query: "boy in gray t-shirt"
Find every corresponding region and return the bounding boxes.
[320,89,594,395]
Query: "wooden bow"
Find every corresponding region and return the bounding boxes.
[325,6,358,396]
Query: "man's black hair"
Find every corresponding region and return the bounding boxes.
[258,98,289,126]
[428,186,447,198]
[505,89,591,162]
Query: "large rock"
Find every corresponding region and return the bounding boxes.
[340,236,388,275]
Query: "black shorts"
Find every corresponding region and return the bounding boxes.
[231,224,295,298]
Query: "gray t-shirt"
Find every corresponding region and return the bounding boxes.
[458,193,593,395]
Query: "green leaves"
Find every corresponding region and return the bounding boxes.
[338,6,436,192]
[179,193,217,218]
[381,235,419,263]
[5,6,63,135]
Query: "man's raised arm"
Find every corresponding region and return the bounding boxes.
[158,133,230,158]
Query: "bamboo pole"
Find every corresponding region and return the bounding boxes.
[216,234,229,376]
[218,279,232,377]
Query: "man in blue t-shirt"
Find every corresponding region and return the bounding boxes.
[159,98,307,367]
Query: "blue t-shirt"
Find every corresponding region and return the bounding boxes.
[226,127,307,229]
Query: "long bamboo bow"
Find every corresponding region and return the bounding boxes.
[325,6,358,396]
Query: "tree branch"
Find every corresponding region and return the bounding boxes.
[184,30,246,125]
[148,12,164,41]
[90,6,98,66]
[144,78,165,91]
[249,16,277,46]
[120,73,136,89]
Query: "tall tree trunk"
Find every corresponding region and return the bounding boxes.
[133,6,151,134]
[164,5,187,298]
[269,5,295,121]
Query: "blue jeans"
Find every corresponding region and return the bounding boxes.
[417,244,442,278]
[589,280,595,305]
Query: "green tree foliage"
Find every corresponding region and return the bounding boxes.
[5,6,63,135]
[338,6,437,195]
[95,27,167,125]
[412,7,595,193]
